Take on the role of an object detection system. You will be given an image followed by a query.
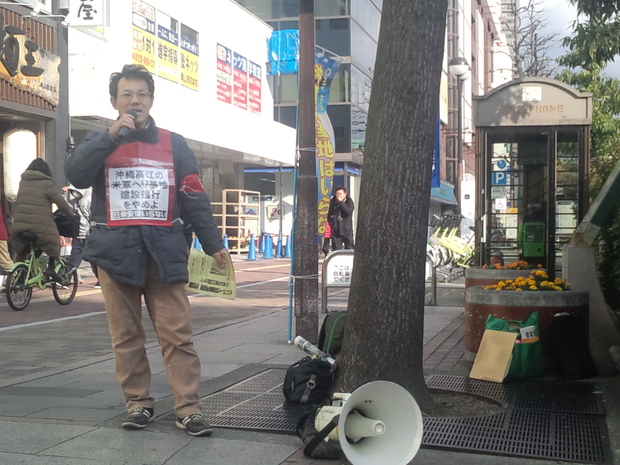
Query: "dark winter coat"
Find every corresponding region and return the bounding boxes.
[66,187,92,239]
[11,170,75,259]
[65,117,224,287]
[327,195,355,239]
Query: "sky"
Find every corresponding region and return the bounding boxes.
[544,0,620,79]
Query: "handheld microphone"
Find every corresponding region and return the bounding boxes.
[118,110,138,139]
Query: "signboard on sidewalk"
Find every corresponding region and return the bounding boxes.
[324,251,354,286]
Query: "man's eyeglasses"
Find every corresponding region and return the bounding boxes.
[117,91,152,101]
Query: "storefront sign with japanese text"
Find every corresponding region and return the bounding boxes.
[248,60,261,115]
[132,0,156,72]
[0,15,61,106]
[180,35,199,91]
[68,0,108,28]
[217,43,261,115]
[233,52,247,110]
[157,23,179,82]
[216,43,232,104]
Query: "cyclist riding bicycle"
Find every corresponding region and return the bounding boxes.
[10,159,76,285]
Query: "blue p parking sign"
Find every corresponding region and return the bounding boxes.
[492,171,509,185]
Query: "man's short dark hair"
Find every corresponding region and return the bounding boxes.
[109,64,155,98]
[335,186,347,194]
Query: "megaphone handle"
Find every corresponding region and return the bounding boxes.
[303,414,340,457]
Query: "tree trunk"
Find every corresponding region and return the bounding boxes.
[333,0,447,412]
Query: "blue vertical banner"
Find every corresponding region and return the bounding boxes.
[431,112,441,188]
[315,53,341,248]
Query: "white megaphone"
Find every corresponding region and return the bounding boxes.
[314,381,423,465]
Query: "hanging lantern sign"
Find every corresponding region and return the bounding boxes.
[3,129,36,201]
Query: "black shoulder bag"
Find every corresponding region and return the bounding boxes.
[283,356,334,404]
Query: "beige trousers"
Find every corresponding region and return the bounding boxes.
[0,240,13,272]
[99,256,202,417]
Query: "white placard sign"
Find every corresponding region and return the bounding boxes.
[325,253,354,287]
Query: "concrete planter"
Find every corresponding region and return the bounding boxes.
[464,267,543,289]
[464,286,589,359]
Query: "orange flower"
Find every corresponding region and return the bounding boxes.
[485,270,571,291]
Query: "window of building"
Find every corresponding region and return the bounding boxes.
[316,0,349,16]
[235,0,273,19]
[274,73,298,104]
[351,0,381,41]
[351,21,378,74]
[329,64,350,104]
[316,18,351,57]
[351,65,371,111]
[275,105,297,129]
[267,19,299,30]
[327,104,352,153]
[181,24,198,44]
[273,65,350,105]
[351,104,367,152]
[277,0,299,18]
[159,11,178,32]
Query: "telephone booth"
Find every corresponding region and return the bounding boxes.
[473,78,592,278]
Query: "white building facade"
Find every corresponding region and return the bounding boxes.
[68,0,296,203]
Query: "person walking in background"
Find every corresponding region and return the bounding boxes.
[322,220,332,256]
[11,159,76,285]
[327,186,355,250]
[63,185,99,286]
[66,64,227,437]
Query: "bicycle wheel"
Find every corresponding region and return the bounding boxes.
[52,263,78,305]
[6,264,33,311]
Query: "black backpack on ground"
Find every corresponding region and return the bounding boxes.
[549,312,597,380]
[317,311,347,357]
[282,356,334,404]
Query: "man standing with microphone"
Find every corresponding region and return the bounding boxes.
[66,64,227,437]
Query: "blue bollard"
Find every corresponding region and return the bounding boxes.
[259,231,265,254]
[223,234,230,250]
[263,233,274,259]
[283,234,292,258]
[275,233,282,257]
[247,234,257,261]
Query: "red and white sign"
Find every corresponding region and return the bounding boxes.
[216,43,232,104]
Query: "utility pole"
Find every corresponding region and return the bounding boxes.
[294,0,319,341]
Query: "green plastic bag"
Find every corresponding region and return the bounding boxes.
[485,312,545,381]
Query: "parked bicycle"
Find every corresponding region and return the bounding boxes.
[5,232,78,311]
[426,213,475,269]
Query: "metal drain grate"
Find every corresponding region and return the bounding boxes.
[424,374,610,463]
[424,411,609,464]
[426,374,605,415]
[158,369,315,433]
[158,370,612,464]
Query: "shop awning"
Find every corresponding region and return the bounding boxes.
[430,181,458,205]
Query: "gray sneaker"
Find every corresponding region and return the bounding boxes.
[176,414,213,436]
[122,407,154,429]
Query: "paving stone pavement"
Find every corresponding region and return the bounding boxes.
[0,266,616,465]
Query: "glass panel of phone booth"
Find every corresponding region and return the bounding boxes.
[487,132,550,267]
[554,130,580,277]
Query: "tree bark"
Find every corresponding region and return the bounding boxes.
[333,0,447,411]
